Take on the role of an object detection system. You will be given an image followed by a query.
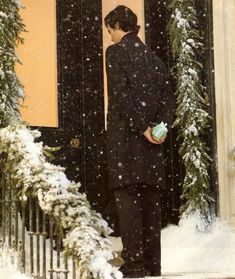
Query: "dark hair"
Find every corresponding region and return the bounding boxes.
[104,5,140,34]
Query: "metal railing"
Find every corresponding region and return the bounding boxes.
[0,171,78,279]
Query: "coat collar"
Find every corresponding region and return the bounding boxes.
[120,31,138,43]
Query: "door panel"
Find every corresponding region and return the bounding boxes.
[38,0,109,217]
[39,0,82,183]
[144,0,183,226]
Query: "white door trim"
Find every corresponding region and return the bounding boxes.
[213,0,235,230]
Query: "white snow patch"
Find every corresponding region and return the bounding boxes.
[0,11,7,18]
[0,249,32,279]
[162,216,235,275]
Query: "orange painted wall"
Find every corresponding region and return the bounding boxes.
[102,0,145,129]
[16,0,58,127]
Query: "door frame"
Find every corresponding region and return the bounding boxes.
[213,0,235,231]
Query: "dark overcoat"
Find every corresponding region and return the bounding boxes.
[105,32,175,190]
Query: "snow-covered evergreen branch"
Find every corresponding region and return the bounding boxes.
[168,0,214,223]
[0,125,122,279]
[0,0,25,128]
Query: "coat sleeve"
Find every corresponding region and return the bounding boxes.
[106,45,156,135]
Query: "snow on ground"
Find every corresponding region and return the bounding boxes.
[0,249,31,279]
[1,215,235,279]
[161,215,235,276]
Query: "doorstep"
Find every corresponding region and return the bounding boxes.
[150,273,235,279]
[123,273,235,279]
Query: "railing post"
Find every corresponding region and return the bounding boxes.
[49,217,54,279]
[29,197,34,276]
[14,198,19,251]
[21,202,26,273]
[8,178,12,247]
[36,204,41,277]
[1,172,6,244]
[42,212,47,279]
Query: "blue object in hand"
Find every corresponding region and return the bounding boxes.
[151,122,168,141]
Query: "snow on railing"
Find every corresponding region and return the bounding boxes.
[0,124,122,279]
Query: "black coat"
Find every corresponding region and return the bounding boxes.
[105,32,175,190]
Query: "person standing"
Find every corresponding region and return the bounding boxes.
[104,5,175,278]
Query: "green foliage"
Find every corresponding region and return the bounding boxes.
[43,145,61,161]
[167,0,214,219]
[0,0,25,127]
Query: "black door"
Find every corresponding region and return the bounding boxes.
[38,0,110,223]
[144,0,183,227]
[37,0,215,233]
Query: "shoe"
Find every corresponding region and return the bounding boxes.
[119,265,145,278]
[122,274,145,278]
[145,270,161,277]
[121,272,145,278]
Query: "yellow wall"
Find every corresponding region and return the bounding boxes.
[102,0,145,129]
[16,0,58,127]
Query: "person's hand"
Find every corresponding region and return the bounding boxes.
[143,127,166,144]
[152,134,166,144]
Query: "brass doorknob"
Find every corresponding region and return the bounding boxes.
[70,138,80,148]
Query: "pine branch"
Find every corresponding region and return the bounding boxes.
[167,0,214,221]
[0,0,25,128]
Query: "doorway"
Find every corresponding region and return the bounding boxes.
[17,0,216,234]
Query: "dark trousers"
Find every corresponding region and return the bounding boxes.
[114,184,161,276]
